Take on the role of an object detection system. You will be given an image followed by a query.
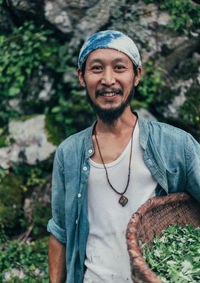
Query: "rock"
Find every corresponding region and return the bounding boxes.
[0,10,14,33]
[164,79,193,119]
[0,0,199,142]
[45,1,72,33]
[68,0,111,51]
[0,115,56,169]
[44,0,102,35]
[136,108,157,121]
[3,269,25,282]
[7,0,43,16]
[38,75,54,101]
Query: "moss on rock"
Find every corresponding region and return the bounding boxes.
[45,114,66,146]
[32,203,51,229]
[0,174,23,230]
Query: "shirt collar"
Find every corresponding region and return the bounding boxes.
[84,113,150,159]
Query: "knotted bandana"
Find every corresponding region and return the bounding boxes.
[78,30,141,69]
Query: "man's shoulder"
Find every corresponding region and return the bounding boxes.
[140,116,190,138]
[139,116,197,150]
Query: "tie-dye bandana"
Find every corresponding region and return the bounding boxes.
[78,30,142,69]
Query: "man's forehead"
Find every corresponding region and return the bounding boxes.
[86,48,132,64]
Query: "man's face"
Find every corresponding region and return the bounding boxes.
[78,48,141,124]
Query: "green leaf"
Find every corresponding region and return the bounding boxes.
[8,87,20,96]
[51,106,61,113]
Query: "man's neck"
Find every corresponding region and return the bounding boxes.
[91,107,137,164]
[95,107,137,136]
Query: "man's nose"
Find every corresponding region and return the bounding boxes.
[101,67,116,86]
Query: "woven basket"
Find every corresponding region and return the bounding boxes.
[126,192,200,283]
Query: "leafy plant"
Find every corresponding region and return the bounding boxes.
[0,21,59,126]
[0,237,49,282]
[179,85,200,136]
[160,0,200,35]
[142,224,200,282]
[137,61,163,106]
[142,0,200,35]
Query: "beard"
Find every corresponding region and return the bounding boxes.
[86,86,135,126]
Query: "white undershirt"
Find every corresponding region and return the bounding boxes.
[84,122,157,282]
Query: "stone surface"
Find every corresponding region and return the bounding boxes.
[0,115,56,169]
[68,0,111,51]
[7,0,43,15]
[136,108,157,121]
[1,0,199,143]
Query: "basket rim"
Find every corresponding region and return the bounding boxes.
[126,192,195,283]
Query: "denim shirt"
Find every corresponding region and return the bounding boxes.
[47,115,200,283]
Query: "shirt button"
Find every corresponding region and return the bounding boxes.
[76,219,78,224]
[148,159,153,166]
[88,149,93,154]
[78,193,81,198]
[83,166,87,171]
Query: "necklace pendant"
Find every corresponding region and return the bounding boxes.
[119,195,128,207]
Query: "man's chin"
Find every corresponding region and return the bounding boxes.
[91,103,127,125]
[86,87,135,125]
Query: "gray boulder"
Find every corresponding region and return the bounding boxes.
[0,115,56,169]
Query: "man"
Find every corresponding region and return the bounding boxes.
[47,30,200,283]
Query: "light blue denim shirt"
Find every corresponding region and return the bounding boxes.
[47,115,200,283]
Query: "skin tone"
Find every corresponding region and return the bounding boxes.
[48,234,66,283]
[48,48,141,282]
[78,48,141,164]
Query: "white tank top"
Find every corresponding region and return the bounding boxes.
[84,122,157,282]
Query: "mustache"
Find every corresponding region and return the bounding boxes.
[96,88,123,97]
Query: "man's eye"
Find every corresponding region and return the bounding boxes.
[91,65,102,71]
[115,65,126,70]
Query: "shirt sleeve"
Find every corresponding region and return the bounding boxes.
[185,133,200,203]
[47,148,66,244]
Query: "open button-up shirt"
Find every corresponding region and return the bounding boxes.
[47,115,200,283]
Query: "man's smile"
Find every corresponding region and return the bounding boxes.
[96,88,123,98]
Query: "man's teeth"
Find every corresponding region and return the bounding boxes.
[103,92,115,97]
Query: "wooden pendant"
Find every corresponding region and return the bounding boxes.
[119,195,128,207]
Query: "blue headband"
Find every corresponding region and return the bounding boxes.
[78,30,142,69]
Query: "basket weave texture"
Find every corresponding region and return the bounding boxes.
[126,192,200,283]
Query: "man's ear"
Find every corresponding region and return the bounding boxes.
[134,67,142,87]
[77,68,86,88]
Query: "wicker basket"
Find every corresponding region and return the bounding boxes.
[126,192,200,283]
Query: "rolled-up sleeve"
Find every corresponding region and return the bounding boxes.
[185,133,200,202]
[47,148,66,244]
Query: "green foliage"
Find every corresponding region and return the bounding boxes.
[45,114,67,146]
[25,168,46,188]
[32,203,51,230]
[179,85,200,135]
[142,0,200,35]
[12,164,48,191]
[0,167,8,182]
[0,237,49,282]
[142,224,200,282]
[137,61,163,106]
[160,0,200,35]
[51,87,95,136]
[0,21,59,126]
[0,0,5,15]
[0,174,23,230]
[0,127,13,148]
[1,162,52,238]
[0,223,7,244]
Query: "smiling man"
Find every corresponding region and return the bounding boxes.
[47,30,200,283]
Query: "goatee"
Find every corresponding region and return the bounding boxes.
[86,87,135,126]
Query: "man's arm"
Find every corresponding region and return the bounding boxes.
[48,234,66,283]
